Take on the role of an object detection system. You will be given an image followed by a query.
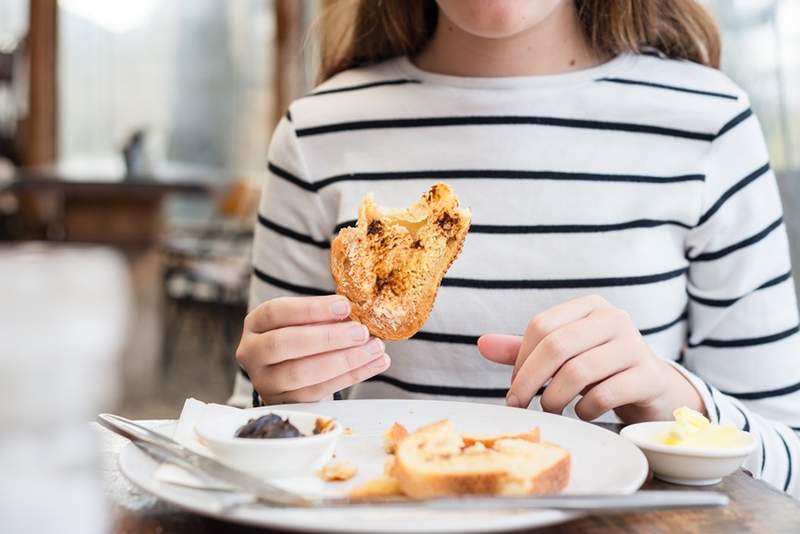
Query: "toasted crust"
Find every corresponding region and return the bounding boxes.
[517,444,571,495]
[392,420,570,500]
[330,183,471,340]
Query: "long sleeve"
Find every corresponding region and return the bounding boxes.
[673,99,800,496]
[250,116,337,304]
[228,114,336,407]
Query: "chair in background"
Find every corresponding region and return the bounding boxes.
[161,179,259,387]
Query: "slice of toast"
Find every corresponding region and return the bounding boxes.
[330,183,471,340]
[391,420,570,499]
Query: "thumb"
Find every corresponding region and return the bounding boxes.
[477,334,522,365]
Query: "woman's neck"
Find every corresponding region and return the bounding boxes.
[414,2,604,78]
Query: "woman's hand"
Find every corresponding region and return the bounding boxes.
[236,295,390,404]
[478,295,704,423]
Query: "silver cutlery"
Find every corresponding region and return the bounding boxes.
[98,413,313,506]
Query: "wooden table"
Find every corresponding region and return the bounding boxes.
[96,422,800,533]
[4,164,214,244]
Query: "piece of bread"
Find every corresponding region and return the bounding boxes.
[348,477,404,499]
[391,420,570,499]
[461,427,540,448]
[384,422,538,453]
[330,183,471,340]
[384,422,409,454]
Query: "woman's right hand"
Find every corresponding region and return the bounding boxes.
[235,295,390,404]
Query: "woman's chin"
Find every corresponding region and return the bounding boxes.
[436,0,565,39]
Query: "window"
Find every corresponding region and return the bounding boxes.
[705,0,800,171]
[0,0,28,144]
[57,0,275,176]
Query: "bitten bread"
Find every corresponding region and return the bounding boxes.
[330,183,471,340]
[391,420,570,499]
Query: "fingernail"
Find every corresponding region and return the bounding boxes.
[369,354,389,369]
[330,299,350,317]
[350,323,369,342]
[506,392,520,408]
[364,338,384,357]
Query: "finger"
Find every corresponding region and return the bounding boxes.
[513,295,612,380]
[264,338,385,394]
[477,334,522,365]
[575,367,652,421]
[508,308,623,408]
[246,295,351,333]
[540,340,636,415]
[255,320,370,365]
[265,354,391,404]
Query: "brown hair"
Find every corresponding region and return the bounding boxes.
[317,0,720,83]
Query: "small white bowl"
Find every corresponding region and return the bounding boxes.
[195,409,341,479]
[621,421,756,486]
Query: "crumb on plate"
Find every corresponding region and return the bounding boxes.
[314,417,337,434]
[319,461,358,482]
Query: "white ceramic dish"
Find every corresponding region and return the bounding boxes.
[620,421,756,486]
[195,409,342,479]
[119,399,648,533]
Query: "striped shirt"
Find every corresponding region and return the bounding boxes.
[232,52,800,497]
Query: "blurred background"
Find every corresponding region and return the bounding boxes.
[0,0,798,420]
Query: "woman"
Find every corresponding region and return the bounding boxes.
[234,0,799,496]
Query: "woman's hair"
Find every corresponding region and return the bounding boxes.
[316,0,720,82]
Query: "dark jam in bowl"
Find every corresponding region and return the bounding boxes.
[235,414,303,439]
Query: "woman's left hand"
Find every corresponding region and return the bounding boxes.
[478,295,705,423]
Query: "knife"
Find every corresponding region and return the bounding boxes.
[99,413,729,512]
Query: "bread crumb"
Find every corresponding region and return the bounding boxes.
[314,417,336,434]
[318,461,357,482]
[344,427,355,436]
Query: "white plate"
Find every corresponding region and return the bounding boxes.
[119,399,647,533]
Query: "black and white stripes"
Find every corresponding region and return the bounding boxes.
[235,53,800,497]
[267,162,706,193]
[695,163,770,227]
[294,114,721,141]
[689,216,783,262]
[688,271,792,307]
[596,77,739,100]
